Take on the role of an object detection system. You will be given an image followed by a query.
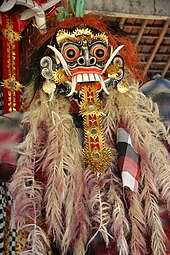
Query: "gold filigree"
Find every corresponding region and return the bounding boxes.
[8,90,16,112]
[52,70,68,84]
[56,29,76,45]
[2,24,21,45]
[74,27,93,37]
[2,16,22,112]
[79,83,111,176]
[106,64,120,78]
[42,80,56,94]
[1,76,23,91]
[56,27,108,46]
[117,80,129,93]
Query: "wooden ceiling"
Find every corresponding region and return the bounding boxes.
[110,17,170,80]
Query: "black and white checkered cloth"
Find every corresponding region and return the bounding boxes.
[0,183,16,254]
[0,182,7,253]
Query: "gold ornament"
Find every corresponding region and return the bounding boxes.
[106,64,120,78]
[42,80,56,94]
[79,82,111,176]
[56,27,108,46]
[52,70,68,84]
[117,80,129,93]
[1,76,22,91]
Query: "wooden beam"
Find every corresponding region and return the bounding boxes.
[84,0,170,20]
[138,44,169,48]
[147,69,170,73]
[141,61,169,65]
[139,53,170,57]
[135,20,148,46]
[131,35,170,40]
[143,20,170,75]
[123,24,170,30]
[119,18,126,29]
[161,57,170,77]
[84,10,170,20]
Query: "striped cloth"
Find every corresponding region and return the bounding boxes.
[116,122,141,192]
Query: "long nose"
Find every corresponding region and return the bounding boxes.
[77,50,96,66]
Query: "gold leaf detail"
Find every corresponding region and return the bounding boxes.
[42,80,56,94]
[1,77,22,91]
[106,64,120,78]
[52,70,68,84]
[117,81,129,93]
[79,82,111,176]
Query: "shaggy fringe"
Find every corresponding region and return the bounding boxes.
[18,224,50,255]
[10,89,51,253]
[129,192,148,255]
[103,77,170,254]
[113,80,170,209]
[141,162,167,255]
[11,74,170,254]
[88,184,111,246]
[109,183,129,255]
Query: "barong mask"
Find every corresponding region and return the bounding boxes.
[40,26,127,176]
[40,26,126,95]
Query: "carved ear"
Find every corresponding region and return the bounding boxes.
[40,56,53,80]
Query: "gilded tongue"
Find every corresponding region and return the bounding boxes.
[79,82,111,176]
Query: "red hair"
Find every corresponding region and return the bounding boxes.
[24,14,143,82]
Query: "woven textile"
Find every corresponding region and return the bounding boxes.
[0,182,6,253]
[6,184,16,255]
[0,183,16,254]
[116,124,140,192]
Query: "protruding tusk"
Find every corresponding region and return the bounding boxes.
[67,76,77,97]
[101,45,124,75]
[47,45,72,77]
[99,76,110,95]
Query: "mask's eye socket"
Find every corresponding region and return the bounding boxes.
[62,44,80,62]
[90,44,108,61]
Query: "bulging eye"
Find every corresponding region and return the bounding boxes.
[113,56,124,67]
[90,44,108,61]
[62,44,80,62]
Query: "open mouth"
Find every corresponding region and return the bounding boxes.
[67,72,107,96]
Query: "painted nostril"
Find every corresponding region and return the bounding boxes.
[77,57,85,65]
[90,57,96,65]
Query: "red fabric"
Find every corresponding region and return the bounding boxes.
[1,14,21,113]
[0,113,23,181]
[119,156,140,180]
